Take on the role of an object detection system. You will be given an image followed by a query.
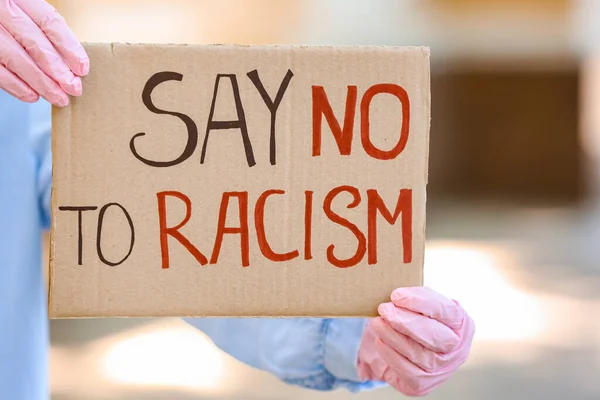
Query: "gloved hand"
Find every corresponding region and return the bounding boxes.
[357,287,475,396]
[0,0,88,106]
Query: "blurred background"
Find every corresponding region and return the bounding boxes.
[44,0,600,399]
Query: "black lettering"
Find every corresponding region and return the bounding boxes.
[96,203,135,267]
[130,72,199,167]
[201,74,256,167]
[247,69,294,165]
[58,206,98,265]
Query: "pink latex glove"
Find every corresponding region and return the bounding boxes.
[357,287,475,396]
[0,0,89,106]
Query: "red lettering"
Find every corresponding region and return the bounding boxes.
[157,188,412,269]
[255,190,299,262]
[157,191,208,269]
[360,84,410,160]
[367,189,412,264]
[304,190,313,260]
[312,85,357,156]
[211,192,250,267]
[323,185,367,268]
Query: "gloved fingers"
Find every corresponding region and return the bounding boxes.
[371,317,452,373]
[357,324,390,381]
[382,369,440,397]
[381,369,424,397]
[0,24,68,106]
[376,338,441,396]
[0,0,81,96]
[0,63,38,102]
[13,0,89,76]
[454,311,476,363]
[391,286,465,331]
[378,302,460,354]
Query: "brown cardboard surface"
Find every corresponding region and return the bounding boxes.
[49,43,430,318]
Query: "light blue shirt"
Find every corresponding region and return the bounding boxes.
[0,91,52,400]
[184,318,383,392]
[0,90,383,399]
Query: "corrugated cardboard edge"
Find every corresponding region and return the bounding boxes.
[83,41,428,50]
[421,46,431,288]
[47,105,56,318]
[48,44,432,319]
[48,104,71,319]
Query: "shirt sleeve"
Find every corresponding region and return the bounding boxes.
[183,318,387,392]
[28,99,53,230]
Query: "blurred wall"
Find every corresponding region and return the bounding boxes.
[429,68,581,205]
[49,0,308,44]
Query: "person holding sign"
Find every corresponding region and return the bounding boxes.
[0,0,474,398]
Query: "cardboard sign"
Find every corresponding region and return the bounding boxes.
[49,43,430,318]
